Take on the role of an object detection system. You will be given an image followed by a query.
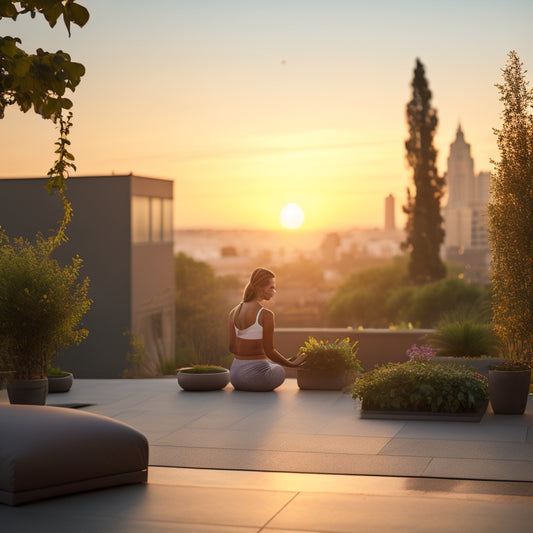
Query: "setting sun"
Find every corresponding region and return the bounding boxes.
[280,203,305,229]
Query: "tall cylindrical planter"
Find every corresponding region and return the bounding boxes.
[488,369,531,415]
[7,379,48,405]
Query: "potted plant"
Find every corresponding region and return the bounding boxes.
[296,337,362,390]
[488,359,532,415]
[352,361,489,421]
[487,52,533,414]
[46,365,74,393]
[177,364,230,391]
[0,230,91,404]
[428,321,505,377]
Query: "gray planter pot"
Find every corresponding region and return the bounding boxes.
[7,379,48,405]
[177,368,230,391]
[488,369,531,414]
[47,372,74,393]
[433,356,506,377]
[297,369,355,390]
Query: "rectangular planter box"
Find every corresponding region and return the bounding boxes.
[360,401,488,423]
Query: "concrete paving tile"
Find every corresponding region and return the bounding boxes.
[268,491,533,533]
[395,420,528,442]
[155,427,389,454]
[423,457,533,482]
[150,467,533,498]
[1,513,257,533]
[381,438,533,461]
[0,483,294,530]
[317,416,406,437]
[149,446,431,477]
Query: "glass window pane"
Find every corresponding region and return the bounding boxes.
[151,197,162,242]
[132,196,150,243]
[162,198,173,242]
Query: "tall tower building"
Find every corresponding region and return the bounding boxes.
[443,125,490,283]
[384,194,396,232]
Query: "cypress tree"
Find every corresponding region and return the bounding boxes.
[489,51,533,360]
[403,58,446,284]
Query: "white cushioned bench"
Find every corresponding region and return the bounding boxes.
[0,404,148,505]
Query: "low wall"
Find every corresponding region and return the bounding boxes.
[275,328,434,377]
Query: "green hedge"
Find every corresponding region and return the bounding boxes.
[352,361,488,413]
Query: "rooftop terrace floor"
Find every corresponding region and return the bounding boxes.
[2,378,533,531]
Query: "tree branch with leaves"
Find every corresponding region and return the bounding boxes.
[1,0,89,244]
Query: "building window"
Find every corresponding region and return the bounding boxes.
[132,196,150,243]
[132,196,173,244]
[162,198,173,242]
[151,197,162,242]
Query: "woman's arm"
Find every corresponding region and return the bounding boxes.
[228,307,238,353]
[261,309,306,367]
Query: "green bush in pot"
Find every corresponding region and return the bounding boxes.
[295,337,362,390]
[298,337,362,374]
[352,361,489,413]
[0,229,92,381]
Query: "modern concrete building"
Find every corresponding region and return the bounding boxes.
[442,125,491,283]
[0,175,175,377]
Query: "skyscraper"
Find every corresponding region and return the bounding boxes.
[384,193,396,232]
[442,125,490,283]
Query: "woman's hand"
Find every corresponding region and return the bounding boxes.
[288,353,307,367]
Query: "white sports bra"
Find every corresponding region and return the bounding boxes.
[234,306,263,340]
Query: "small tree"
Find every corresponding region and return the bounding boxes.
[489,50,533,360]
[403,58,446,284]
[1,1,89,241]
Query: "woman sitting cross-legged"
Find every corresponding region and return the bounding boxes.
[228,267,306,392]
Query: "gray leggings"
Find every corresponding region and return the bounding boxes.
[230,359,285,392]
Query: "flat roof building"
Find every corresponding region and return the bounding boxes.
[0,175,175,377]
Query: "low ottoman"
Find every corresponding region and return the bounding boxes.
[0,404,149,505]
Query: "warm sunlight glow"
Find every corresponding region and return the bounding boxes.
[280,203,305,229]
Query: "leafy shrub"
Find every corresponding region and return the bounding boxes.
[298,337,362,373]
[387,278,490,328]
[352,361,488,413]
[428,321,502,358]
[0,230,92,379]
[328,258,490,328]
[327,258,408,327]
[175,253,238,368]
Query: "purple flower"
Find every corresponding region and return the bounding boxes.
[406,344,435,361]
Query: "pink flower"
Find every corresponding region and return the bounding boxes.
[406,344,435,361]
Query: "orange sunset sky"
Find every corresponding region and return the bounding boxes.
[1,0,532,232]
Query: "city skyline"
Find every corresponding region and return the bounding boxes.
[1,1,532,231]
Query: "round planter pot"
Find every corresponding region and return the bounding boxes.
[47,372,74,393]
[433,356,506,377]
[177,368,230,391]
[7,378,48,405]
[297,369,355,391]
[488,368,531,414]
